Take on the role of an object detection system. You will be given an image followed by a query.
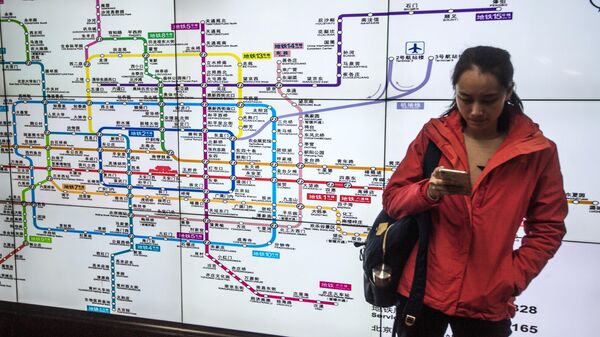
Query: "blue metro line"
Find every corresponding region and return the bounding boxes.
[11,99,279,249]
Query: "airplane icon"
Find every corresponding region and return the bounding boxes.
[408,43,422,53]
[405,41,425,55]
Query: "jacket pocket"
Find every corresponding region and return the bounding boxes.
[510,254,523,297]
[487,259,517,306]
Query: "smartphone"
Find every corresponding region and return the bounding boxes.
[438,168,471,195]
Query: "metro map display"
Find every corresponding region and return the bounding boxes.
[1,1,599,336]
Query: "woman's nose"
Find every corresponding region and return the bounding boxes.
[471,102,484,116]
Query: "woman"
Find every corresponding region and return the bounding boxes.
[382,46,567,337]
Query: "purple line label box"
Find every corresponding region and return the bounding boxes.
[397,102,424,110]
[320,281,352,291]
[476,12,513,21]
[171,22,200,30]
[274,42,304,50]
[177,232,204,240]
[274,50,291,57]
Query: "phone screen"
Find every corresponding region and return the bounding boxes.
[439,169,471,195]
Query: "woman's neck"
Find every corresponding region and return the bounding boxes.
[463,127,505,141]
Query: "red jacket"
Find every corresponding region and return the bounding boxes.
[382,110,567,321]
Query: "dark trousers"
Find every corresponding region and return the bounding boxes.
[398,303,512,337]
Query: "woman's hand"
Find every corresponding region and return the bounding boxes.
[427,166,471,201]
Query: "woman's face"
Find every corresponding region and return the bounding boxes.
[455,67,513,138]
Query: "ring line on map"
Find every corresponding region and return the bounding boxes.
[2,4,505,312]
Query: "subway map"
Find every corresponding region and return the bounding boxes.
[1,1,599,336]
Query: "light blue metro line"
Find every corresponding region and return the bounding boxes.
[12,98,275,109]
[110,248,133,310]
[132,228,278,249]
[22,223,277,250]
[48,128,236,194]
[6,61,281,310]
[13,100,278,194]
[12,99,281,249]
[50,131,133,188]
[32,130,136,238]
[96,126,237,194]
[5,62,49,213]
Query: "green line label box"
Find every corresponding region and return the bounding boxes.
[29,235,52,244]
[148,32,174,39]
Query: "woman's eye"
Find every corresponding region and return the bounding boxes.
[458,96,499,105]
[482,97,501,104]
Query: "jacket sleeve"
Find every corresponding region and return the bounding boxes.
[382,128,439,220]
[513,144,568,295]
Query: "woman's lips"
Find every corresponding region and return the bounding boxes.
[469,119,486,124]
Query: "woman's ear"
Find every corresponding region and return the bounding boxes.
[506,83,514,102]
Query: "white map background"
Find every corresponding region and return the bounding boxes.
[0,1,599,336]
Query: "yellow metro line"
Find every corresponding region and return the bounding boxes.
[84,52,245,137]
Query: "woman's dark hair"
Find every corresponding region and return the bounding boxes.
[445,46,524,132]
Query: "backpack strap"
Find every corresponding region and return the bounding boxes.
[392,140,441,336]
[423,140,441,180]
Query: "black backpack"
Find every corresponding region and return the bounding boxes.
[357,140,440,331]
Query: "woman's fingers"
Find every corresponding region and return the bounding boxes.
[428,166,470,197]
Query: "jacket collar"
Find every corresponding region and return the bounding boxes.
[424,110,551,187]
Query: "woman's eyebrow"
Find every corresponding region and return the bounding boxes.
[457,91,501,97]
